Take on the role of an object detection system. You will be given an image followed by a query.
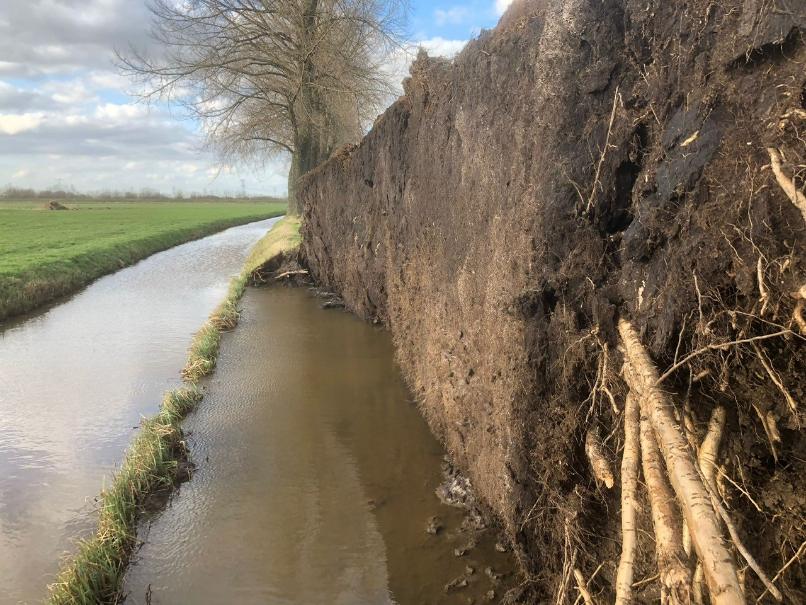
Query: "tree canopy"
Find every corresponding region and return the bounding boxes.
[120,0,408,212]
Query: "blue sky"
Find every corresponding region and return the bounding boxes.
[0,1,512,196]
[411,0,506,39]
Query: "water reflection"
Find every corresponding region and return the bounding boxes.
[124,287,515,605]
[0,218,279,604]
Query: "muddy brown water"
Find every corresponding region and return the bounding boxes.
[124,287,516,604]
[0,218,280,604]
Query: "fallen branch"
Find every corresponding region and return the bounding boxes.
[274,269,309,280]
[767,148,806,223]
[616,393,641,605]
[620,319,744,605]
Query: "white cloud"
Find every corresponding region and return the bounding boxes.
[94,103,146,122]
[420,38,468,58]
[495,0,514,15]
[435,6,471,26]
[0,1,288,195]
[0,113,44,135]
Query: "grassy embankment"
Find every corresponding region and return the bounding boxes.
[0,200,286,321]
[47,216,302,605]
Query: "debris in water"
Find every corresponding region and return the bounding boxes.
[426,515,443,535]
[444,575,469,593]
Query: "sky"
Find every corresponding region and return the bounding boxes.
[0,0,513,197]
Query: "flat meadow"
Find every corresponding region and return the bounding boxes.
[0,199,286,321]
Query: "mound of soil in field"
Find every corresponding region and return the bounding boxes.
[300,0,806,601]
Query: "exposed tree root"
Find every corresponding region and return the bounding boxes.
[698,407,726,493]
[700,474,782,602]
[751,403,781,462]
[750,341,798,421]
[756,540,806,603]
[619,319,744,605]
[793,285,806,334]
[585,428,615,489]
[573,568,595,605]
[637,394,692,605]
[616,393,640,605]
[767,148,806,223]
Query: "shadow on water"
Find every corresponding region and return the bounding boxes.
[124,287,517,605]
[0,218,280,604]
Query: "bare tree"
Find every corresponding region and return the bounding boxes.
[119,0,408,213]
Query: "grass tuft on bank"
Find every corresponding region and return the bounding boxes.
[0,201,286,322]
[47,215,303,604]
[183,215,301,381]
[245,214,302,273]
[47,386,202,605]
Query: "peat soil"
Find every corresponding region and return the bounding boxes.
[300,0,806,601]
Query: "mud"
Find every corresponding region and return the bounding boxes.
[300,1,806,601]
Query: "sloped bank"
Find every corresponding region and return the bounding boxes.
[300,1,806,602]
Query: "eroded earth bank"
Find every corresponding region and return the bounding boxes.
[299,0,806,602]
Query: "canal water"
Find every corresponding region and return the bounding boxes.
[0,218,280,604]
[124,287,516,604]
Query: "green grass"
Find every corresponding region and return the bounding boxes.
[47,386,203,605]
[0,200,286,321]
[182,216,302,381]
[244,215,302,274]
[47,217,304,604]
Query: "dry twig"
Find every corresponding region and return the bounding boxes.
[573,568,595,605]
[750,341,798,418]
[585,87,621,215]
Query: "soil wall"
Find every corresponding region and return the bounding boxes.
[300,1,806,601]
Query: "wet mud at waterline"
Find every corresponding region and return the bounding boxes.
[125,287,517,604]
[0,218,279,604]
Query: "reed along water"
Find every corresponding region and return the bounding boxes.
[124,287,516,604]
[0,218,279,604]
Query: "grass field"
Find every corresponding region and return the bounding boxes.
[0,200,286,321]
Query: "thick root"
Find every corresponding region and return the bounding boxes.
[794,285,806,334]
[615,393,640,605]
[585,428,614,489]
[698,406,726,493]
[639,399,692,605]
[619,319,744,605]
[767,148,806,223]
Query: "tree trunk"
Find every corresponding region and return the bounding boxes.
[287,154,301,215]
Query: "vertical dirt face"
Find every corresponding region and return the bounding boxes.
[301,0,806,600]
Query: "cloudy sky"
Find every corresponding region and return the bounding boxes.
[0,0,512,196]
